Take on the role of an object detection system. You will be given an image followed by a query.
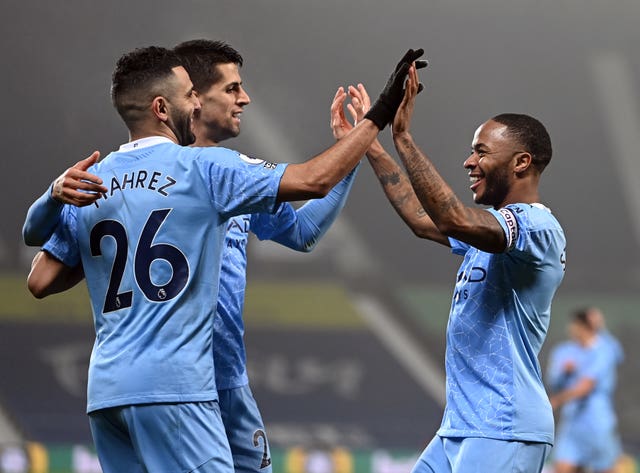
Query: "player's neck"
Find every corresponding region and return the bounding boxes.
[496,182,540,208]
[192,136,220,147]
[129,124,179,145]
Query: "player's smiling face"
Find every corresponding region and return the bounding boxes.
[464,120,522,208]
[194,62,250,145]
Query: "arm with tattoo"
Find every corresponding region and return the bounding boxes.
[367,139,449,245]
[393,132,506,253]
[391,65,506,253]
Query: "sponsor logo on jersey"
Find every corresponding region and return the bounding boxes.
[238,153,277,170]
[239,153,265,165]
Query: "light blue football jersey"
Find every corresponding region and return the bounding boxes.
[213,167,357,390]
[439,203,566,444]
[213,206,296,390]
[568,334,622,430]
[45,137,287,413]
[546,340,582,394]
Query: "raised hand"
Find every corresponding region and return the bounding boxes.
[347,83,372,124]
[392,64,421,137]
[330,87,351,140]
[364,48,424,130]
[52,151,108,206]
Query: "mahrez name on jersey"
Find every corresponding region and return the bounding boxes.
[94,169,177,208]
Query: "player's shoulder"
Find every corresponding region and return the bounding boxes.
[191,147,268,166]
[500,203,564,233]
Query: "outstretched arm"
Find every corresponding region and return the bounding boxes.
[391,65,506,253]
[23,151,107,246]
[269,165,359,252]
[252,87,363,251]
[277,49,424,202]
[341,83,448,245]
[549,377,595,410]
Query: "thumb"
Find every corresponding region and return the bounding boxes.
[75,150,101,170]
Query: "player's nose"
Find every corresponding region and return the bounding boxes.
[193,95,202,111]
[239,86,251,106]
[463,152,477,169]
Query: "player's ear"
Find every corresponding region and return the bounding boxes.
[152,96,169,122]
[513,152,532,174]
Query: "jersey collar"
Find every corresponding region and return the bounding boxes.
[119,136,174,152]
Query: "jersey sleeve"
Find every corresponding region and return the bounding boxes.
[250,203,297,241]
[196,148,287,220]
[22,183,64,246]
[42,205,81,267]
[487,204,564,262]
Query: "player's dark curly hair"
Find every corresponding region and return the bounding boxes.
[111,46,183,129]
[173,39,243,93]
[491,113,552,173]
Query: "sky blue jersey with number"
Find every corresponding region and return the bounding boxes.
[439,203,566,445]
[44,137,286,413]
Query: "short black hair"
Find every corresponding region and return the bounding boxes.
[491,113,552,173]
[571,308,592,328]
[111,46,183,129]
[173,39,243,93]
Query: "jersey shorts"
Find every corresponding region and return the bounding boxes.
[89,401,233,473]
[218,385,272,473]
[412,435,551,473]
[553,420,621,471]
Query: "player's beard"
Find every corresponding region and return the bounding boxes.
[168,108,196,146]
[475,165,511,207]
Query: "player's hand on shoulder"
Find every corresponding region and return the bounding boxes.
[52,151,108,207]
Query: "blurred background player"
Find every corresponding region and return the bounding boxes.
[548,308,624,473]
[333,67,565,473]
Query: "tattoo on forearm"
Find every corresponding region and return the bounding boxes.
[391,193,410,210]
[397,137,465,221]
[380,172,401,187]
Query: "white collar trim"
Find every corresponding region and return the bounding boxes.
[119,136,174,152]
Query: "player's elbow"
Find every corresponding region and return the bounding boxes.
[279,165,333,201]
[433,215,471,239]
[302,181,332,199]
[27,276,48,299]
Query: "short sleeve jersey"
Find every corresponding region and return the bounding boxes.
[46,137,286,413]
[213,205,296,390]
[438,203,566,444]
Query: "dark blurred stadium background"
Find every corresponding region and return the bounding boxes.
[1,1,640,472]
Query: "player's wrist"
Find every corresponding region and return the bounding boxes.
[48,182,65,206]
[392,129,413,143]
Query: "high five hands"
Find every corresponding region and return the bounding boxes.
[331,48,427,139]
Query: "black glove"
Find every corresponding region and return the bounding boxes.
[365,48,426,130]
